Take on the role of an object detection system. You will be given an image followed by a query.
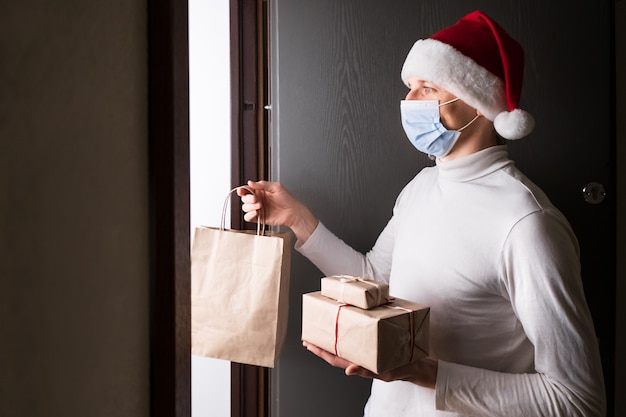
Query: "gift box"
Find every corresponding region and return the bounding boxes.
[321,275,389,309]
[301,291,429,374]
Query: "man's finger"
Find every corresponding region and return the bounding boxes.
[303,342,351,369]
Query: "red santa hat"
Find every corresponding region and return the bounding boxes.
[401,10,535,140]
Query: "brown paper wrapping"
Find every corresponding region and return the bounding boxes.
[301,291,429,374]
[320,276,390,309]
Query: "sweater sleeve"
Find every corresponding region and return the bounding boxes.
[296,219,396,283]
[435,209,606,417]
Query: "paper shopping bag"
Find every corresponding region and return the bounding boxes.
[191,188,292,368]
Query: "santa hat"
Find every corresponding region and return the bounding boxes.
[401,10,534,140]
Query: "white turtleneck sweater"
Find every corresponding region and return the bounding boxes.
[297,146,605,417]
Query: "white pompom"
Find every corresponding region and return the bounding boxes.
[493,109,535,140]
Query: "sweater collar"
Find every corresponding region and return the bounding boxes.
[435,145,513,182]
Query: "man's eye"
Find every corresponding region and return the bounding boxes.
[423,87,433,94]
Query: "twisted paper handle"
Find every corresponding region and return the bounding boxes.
[221,185,266,236]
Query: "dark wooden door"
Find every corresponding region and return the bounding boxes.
[268,1,615,416]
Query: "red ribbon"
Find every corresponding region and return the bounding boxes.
[334,303,348,357]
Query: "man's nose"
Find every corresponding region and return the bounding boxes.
[405,89,419,100]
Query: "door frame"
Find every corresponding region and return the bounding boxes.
[148,0,192,415]
[230,0,271,416]
[147,0,267,415]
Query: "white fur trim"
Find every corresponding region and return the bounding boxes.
[493,109,535,140]
[401,39,507,121]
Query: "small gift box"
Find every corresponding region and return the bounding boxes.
[301,291,429,374]
[321,275,389,309]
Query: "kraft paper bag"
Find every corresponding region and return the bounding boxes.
[302,291,429,374]
[191,188,292,368]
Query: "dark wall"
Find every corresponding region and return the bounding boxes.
[0,1,151,416]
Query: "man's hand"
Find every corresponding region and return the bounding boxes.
[237,180,319,243]
[302,341,438,389]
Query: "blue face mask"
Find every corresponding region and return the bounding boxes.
[400,98,478,158]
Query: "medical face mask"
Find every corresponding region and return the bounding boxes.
[400,98,479,158]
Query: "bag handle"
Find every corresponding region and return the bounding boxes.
[221,186,266,236]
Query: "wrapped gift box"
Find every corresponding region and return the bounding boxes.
[301,291,429,374]
[321,275,389,309]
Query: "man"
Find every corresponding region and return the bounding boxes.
[238,10,606,417]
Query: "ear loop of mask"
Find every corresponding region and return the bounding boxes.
[438,97,460,107]
[457,114,481,131]
[438,97,481,132]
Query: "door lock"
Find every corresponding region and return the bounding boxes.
[581,182,606,205]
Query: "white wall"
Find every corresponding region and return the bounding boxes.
[189,0,232,416]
